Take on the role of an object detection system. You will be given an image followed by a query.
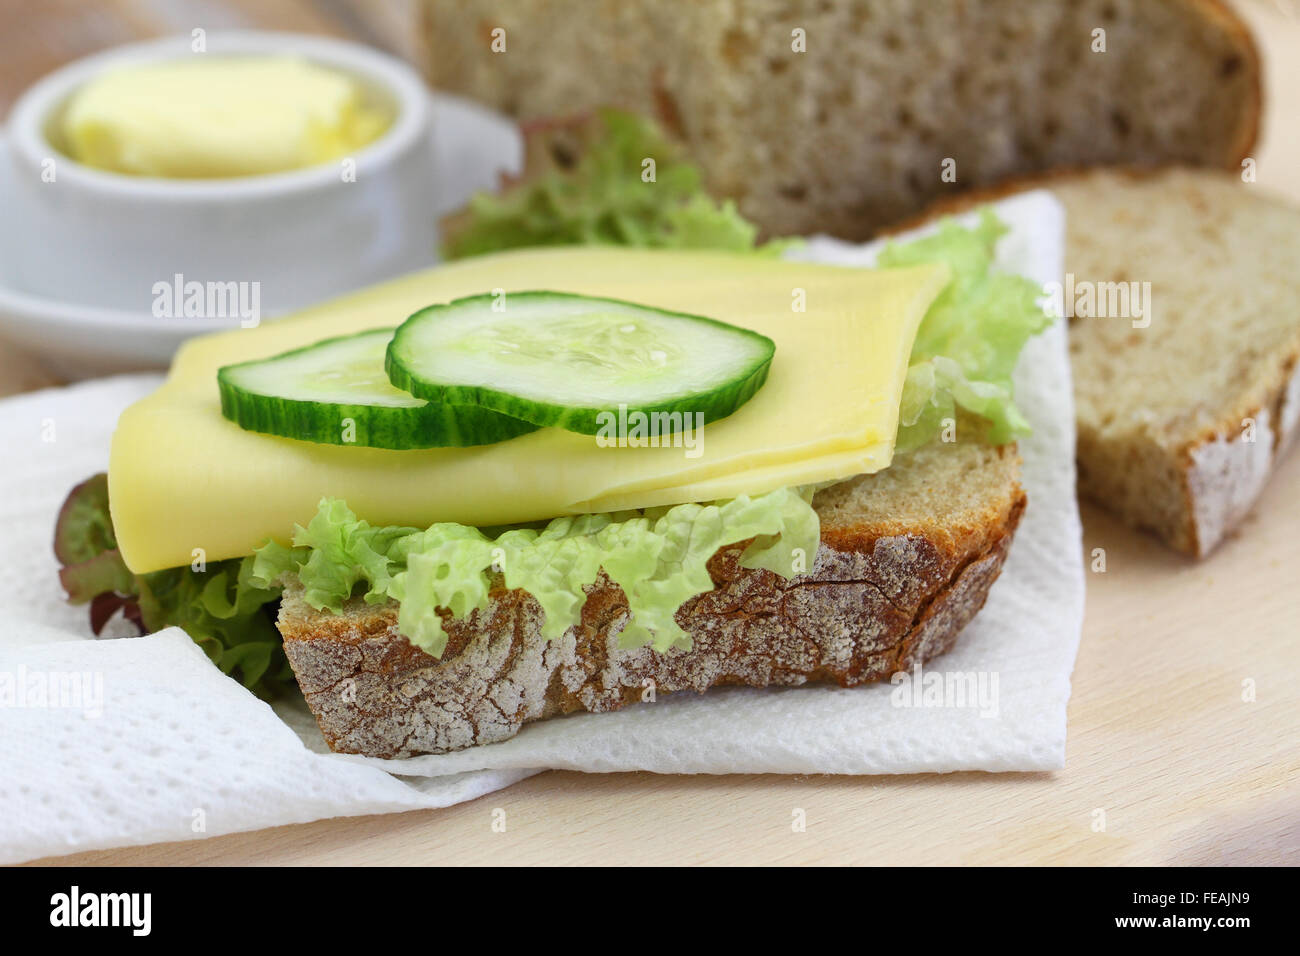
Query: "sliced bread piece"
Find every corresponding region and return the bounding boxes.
[420,0,1259,239]
[278,437,1024,757]
[902,169,1300,555]
[1056,169,1300,555]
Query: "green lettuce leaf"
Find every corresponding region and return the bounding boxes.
[262,488,820,658]
[53,474,293,699]
[441,108,787,259]
[135,559,288,694]
[877,210,1050,452]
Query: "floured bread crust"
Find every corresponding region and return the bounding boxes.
[278,446,1026,757]
[1183,359,1300,555]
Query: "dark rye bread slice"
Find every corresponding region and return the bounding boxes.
[277,437,1025,757]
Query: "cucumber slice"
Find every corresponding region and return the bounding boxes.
[386,292,776,434]
[218,328,538,449]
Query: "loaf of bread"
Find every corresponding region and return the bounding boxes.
[420,0,1259,239]
[279,437,1024,757]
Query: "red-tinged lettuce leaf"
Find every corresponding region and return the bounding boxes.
[90,591,142,635]
[53,473,294,699]
[58,548,136,604]
[53,473,117,565]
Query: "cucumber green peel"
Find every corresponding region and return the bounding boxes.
[385,292,776,434]
[218,328,538,449]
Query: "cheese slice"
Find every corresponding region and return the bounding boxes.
[110,247,948,572]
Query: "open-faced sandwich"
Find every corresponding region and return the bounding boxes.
[54,213,1049,757]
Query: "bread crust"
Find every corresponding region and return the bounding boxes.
[279,463,1026,757]
[1191,0,1263,167]
[1180,356,1300,555]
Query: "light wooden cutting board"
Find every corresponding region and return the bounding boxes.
[4,0,1297,865]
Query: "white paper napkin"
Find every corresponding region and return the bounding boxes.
[0,191,1082,863]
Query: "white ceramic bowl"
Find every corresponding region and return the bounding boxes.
[4,31,438,317]
[0,89,522,379]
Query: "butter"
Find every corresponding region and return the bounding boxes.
[108,247,950,573]
[62,56,389,178]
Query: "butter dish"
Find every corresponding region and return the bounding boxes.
[0,31,520,378]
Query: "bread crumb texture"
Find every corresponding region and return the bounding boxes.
[422,0,1258,237]
[280,441,1024,756]
[1058,168,1300,555]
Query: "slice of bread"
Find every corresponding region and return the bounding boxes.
[420,0,1259,239]
[1055,168,1300,555]
[278,437,1024,757]
[905,169,1300,555]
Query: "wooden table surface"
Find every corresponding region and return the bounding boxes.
[6,0,1298,866]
